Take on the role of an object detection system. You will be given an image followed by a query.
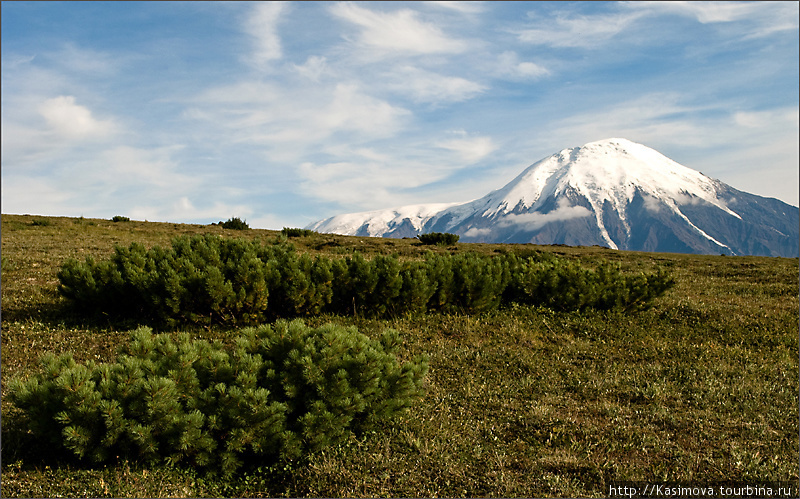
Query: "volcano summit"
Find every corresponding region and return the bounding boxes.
[307,138,799,257]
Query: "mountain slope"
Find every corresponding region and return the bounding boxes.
[307,138,799,257]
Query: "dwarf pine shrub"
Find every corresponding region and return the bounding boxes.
[447,252,512,314]
[417,232,460,246]
[219,217,250,230]
[505,257,675,312]
[281,227,316,238]
[8,321,429,476]
[57,235,675,325]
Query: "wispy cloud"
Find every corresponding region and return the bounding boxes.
[495,51,550,80]
[330,2,469,55]
[291,55,330,81]
[498,199,592,230]
[426,1,487,15]
[189,80,410,155]
[130,197,254,225]
[385,66,486,103]
[518,1,799,50]
[547,92,713,147]
[629,1,799,37]
[38,95,117,140]
[516,9,645,48]
[298,160,423,208]
[436,132,496,164]
[243,1,288,68]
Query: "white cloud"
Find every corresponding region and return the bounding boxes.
[298,161,407,208]
[464,227,492,237]
[243,2,288,68]
[733,108,798,129]
[436,132,496,163]
[129,197,253,225]
[323,83,410,135]
[426,1,487,15]
[546,92,713,147]
[517,2,797,50]
[330,2,468,55]
[629,1,799,37]
[498,199,592,230]
[191,80,410,153]
[296,141,478,210]
[710,108,799,204]
[517,9,645,48]
[496,51,550,80]
[49,43,120,76]
[97,145,193,189]
[643,194,662,213]
[1,174,75,216]
[38,95,116,140]
[292,55,329,81]
[0,143,209,220]
[386,66,486,103]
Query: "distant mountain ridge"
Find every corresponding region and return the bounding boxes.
[307,138,799,257]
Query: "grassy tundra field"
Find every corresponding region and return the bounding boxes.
[1,213,798,497]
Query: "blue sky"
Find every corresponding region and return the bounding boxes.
[2,1,798,229]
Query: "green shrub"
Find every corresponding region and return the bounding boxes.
[505,257,675,312]
[58,235,278,326]
[396,260,437,316]
[417,232,459,246]
[30,218,53,226]
[261,246,333,317]
[219,217,250,230]
[111,216,130,222]
[7,321,429,476]
[281,228,316,238]
[329,253,380,317]
[448,252,511,314]
[57,235,675,326]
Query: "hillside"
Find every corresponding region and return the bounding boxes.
[1,214,798,497]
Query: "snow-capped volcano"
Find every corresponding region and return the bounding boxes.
[307,138,799,257]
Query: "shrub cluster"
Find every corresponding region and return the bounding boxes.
[111,216,130,222]
[281,227,316,238]
[417,232,460,246]
[8,320,429,476]
[504,256,675,312]
[57,235,675,326]
[215,217,250,230]
[30,218,53,227]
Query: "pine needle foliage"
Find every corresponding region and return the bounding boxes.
[57,234,675,326]
[218,217,250,230]
[503,254,676,312]
[8,320,429,477]
[417,232,460,246]
[281,227,316,238]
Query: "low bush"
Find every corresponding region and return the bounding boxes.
[417,232,459,246]
[57,235,675,326]
[219,217,250,230]
[281,228,316,238]
[58,235,276,326]
[7,320,429,476]
[504,257,675,312]
[111,216,131,222]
